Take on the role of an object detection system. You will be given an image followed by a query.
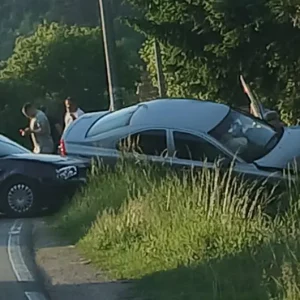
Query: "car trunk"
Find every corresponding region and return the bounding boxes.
[63,111,110,142]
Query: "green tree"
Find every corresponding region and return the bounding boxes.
[127,0,300,123]
[0,0,51,60]
[0,0,144,63]
[1,22,139,111]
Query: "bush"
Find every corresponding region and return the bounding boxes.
[53,161,300,299]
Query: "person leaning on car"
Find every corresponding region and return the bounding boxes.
[20,102,54,154]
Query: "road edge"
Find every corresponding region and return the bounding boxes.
[7,219,50,300]
[31,219,136,300]
[31,221,54,292]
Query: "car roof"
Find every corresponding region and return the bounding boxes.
[129,99,230,133]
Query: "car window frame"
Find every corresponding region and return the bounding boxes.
[234,108,282,132]
[209,108,283,162]
[169,129,245,164]
[116,127,171,158]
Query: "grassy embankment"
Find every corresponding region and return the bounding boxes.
[53,161,300,299]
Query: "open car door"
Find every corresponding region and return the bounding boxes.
[240,75,266,119]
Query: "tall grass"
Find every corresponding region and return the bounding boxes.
[53,161,300,299]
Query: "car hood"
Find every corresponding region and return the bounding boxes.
[8,153,89,166]
[255,127,300,169]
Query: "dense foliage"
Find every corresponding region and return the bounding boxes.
[127,0,300,123]
[2,0,300,145]
[0,0,144,145]
[0,0,143,61]
[0,22,140,144]
[0,0,99,60]
[1,23,138,111]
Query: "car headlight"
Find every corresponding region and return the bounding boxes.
[56,166,78,180]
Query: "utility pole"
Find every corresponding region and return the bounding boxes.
[98,0,121,111]
[154,39,166,98]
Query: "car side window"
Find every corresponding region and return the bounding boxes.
[173,131,227,162]
[117,130,167,156]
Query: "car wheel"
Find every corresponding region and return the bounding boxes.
[1,178,39,218]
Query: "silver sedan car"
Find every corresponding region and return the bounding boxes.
[59,99,299,186]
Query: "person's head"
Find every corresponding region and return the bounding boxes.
[64,97,78,113]
[22,102,37,119]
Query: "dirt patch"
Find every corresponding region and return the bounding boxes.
[33,219,132,300]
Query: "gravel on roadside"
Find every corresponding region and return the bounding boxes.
[32,219,133,300]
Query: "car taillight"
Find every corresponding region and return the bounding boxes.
[59,139,66,156]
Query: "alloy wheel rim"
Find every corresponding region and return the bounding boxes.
[7,184,34,213]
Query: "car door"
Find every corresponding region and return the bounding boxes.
[116,128,172,168]
[169,130,233,173]
[168,130,280,184]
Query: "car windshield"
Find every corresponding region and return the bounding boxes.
[209,109,281,162]
[0,140,30,157]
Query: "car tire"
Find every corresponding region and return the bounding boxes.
[1,177,39,218]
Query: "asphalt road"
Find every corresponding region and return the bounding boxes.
[0,217,49,300]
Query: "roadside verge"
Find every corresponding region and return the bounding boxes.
[49,162,300,299]
[32,219,132,300]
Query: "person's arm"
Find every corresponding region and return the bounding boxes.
[31,115,49,135]
[24,126,40,135]
[29,126,43,134]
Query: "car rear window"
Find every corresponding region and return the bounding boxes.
[86,105,138,137]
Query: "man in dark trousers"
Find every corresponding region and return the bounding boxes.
[40,105,63,154]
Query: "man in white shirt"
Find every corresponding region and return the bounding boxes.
[21,103,54,154]
[64,97,84,131]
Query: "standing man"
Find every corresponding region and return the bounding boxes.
[64,97,84,131]
[40,105,62,153]
[20,103,54,154]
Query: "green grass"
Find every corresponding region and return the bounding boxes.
[53,161,300,299]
